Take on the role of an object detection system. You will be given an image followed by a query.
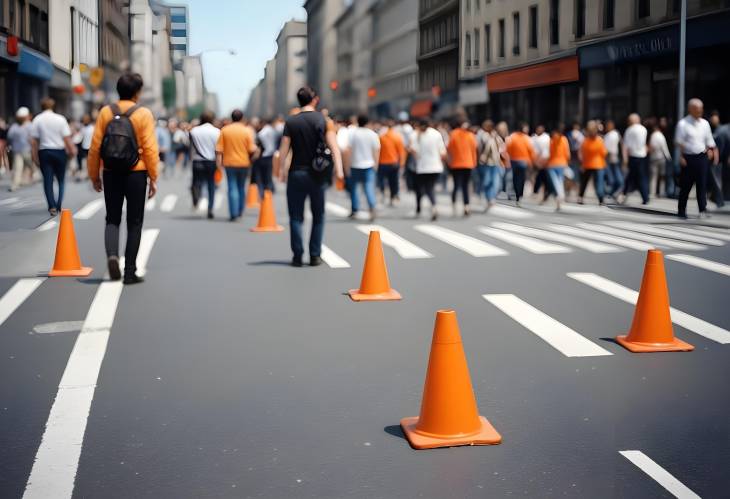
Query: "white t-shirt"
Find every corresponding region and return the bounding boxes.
[30,110,71,150]
[603,129,621,163]
[413,127,446,174]
[81,124,95,150]
[531,132,550,161]
[649,130,671,161]
[190,123,220,161]
[257,124,278,157]
[624,124,648,158]
[395,123,414,148]
[336,127,350,151]
[675,116,716,155]
[349,127,380,169]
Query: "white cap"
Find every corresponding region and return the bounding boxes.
[16,107,30,118]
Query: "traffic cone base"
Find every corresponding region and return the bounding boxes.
[616,334,694,353]
[49,266,93,278]
[347,287,401,302]
[400,415,501,450]
[250,224,284,233]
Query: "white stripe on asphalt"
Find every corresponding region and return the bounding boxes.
[325,201,350,217]
[492,222,622,253]
[690,224,730,236]
[0,278,45,328]
[666,254,730,277]
[73,199,104,220]
[489,203,534,219]
[478,226,572,254]
[568,272,730,344]
[23,281,124,499]
[320,245,351,268]
[145,198,156,211]
[197,198,209,212]
[619,450,700,499]
[576,223,706,251]
[136,229,159,277]
[356,225,433,259]
[671,225,730,241]
[214,194,223,211]
[160,194,178,212]
[484,294,612,357]
[602,221,724,246]
[547,224,657,251]
[0,196,20,206]
[37,219,57,232]
[415,225,507,257]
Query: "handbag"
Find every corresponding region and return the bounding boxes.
[310,114,333,184]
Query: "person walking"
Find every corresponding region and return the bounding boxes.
[409,119,446,221]
[347,114,380,221]
[253,118,278,196]
[30,98,76,216]
[7,107,34,191]
[603,120,623,200]
[216,109,258,221]
[546,124,570,211]
[172,121,190,175]
[87,72,159,284]
[531,124,550,197]
[377,119,406,206]
[190,111,220,219]
[156,119,172,176]
[505,123,535,207]
[578,120,607,205]
[622,113,649,204]
[675,98,719,219]
[477,120,506,212]
[278,86,344,267]
[447,118,477,216]
[648,118,672,198]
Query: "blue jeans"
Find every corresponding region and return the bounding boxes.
[546,167,566,199]
[481,164,504,202]
[287,170,326,258]
[39,149,67,211]
[225,167,249,218]
[605,161,623,197]
[666,159,679,198]
[349,167,376,212]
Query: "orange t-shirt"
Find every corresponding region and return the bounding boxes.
[581,136,607,169]
[447,128,477,169]
[379,129,406,166]
[506,132,535,165]
[547,135,570,167]
[216,122,256,167]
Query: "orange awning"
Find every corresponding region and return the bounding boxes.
[410,99,433,118]
[486,56,579,93]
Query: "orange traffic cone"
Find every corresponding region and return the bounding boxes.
[348,230,401,301]
[616,249,694,352]
[246,183,260,209]
[401,310,501,449]
[49,209,93,277]
[250,190,284,232]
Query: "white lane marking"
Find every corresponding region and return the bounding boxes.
[37,219,57,232]
[160,194,178,212]
[547,224,657,251]
[666,254,730,277]
[568,272,730,344]
[602,221,724,246]
[32,321,84,335]
[355,225,433,259]
[23,281,124,499]
[619,450,700,499]
[492,222,622,253]
[145,198,156,211]
[671,225,730,241]
[73,199,104,220]
[484,294,612,357]
[0,196,21,206]
[136,229,159,277]
[0,278,45,328]
[690,224,730,236]
[478,226,571,254]
[325,201,350,217]
[320,245,351,268]
[213,194,223,211]
[489,203,534,219]
[576,223,706,251]
[197,198,209,212]
[415,225,508,257]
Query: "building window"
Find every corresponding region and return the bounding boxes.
[512,12,520,55]
[473,28,480,66]
[550,0,559,45]
[637,0,650,19]
[603,0,615,29]
[465,32,471,67]
[484,23,491,63]
[529,5,538,48]
[498,18,505,58]
[171,29,187,38]
[575,0,586,38]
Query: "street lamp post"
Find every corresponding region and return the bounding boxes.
[675,0,687,176]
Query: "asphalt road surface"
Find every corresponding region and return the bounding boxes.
[0,173,728,498]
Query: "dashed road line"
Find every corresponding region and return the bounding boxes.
[136,229,160,277]
[478,226,572,254]
[546,224,657,251]
[356,225,433,259]
[320,245,351,268]
[493,222,622,253]
[73,199,105,220]
[666,254,730,277]
[603,221,724,246]
[415,225,508,257]
[575,223,706,251]
[619,450,700,499]
[160,194,178,212]
[0,278,45,328]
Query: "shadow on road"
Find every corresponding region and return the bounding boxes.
[383,424,406,441]
[247,260,293,267]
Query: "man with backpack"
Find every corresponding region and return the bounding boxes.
[87,72,159,284]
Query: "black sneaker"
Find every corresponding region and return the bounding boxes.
[123,274,145,285]
[207,212,214,220]
[291,256,303,267]
[310,256,323,267]
[107,256,121,281]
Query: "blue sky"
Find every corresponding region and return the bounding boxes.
[185,0,306,116]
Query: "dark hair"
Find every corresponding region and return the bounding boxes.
[117,73,144,100]
[357,114,369,127]
[199,111,215,124]
[296,86,317,107]
[417,118,429,129]
[41,98,55,111]
[231,109,244,122]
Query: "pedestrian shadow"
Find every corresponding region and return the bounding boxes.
[383,424,407,441]
[247,260,293,267]
[77,278,106,285]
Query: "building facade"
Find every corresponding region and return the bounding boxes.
[304,0,346,109]
[99,0,130,102]
[274,20,307,115]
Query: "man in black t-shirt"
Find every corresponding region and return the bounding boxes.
[278,87,343,267]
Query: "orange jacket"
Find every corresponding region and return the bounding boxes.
[506,132,535,165]
[379,129,406,166]
[581,136,607,169]
[547,135,570,167]
[447,128,477,169]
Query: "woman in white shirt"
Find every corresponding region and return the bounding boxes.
[648,119,672,198]
[409,120,446,221]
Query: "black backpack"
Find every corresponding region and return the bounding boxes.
[310,113,333,184]
[100,103,141,171]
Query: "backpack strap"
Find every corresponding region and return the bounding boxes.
[123,104,141,118]
[110,103,122,117]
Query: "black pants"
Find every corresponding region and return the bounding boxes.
[378,163,400,200]
[191,160,217,212]
[415,173,439,213]
[450,168,471,205]
[533,169,547,194]
[678,153,709,216]
[253,155,274,195]
[103,170,148,277]
[624,156,649,203]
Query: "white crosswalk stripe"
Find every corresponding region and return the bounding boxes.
[320,245,351,268]
[671,225,730,241]
[0,278,45,328]
[546,224,656,251]
[488,203,534,219]
[602,221,724,246]
[160,194,178,212]
[478,226,571,254]
[145,198,156,211]
[73,199,104,220]
[214,194,223,211]
[356,225,433,259]
[493,222,622,253]
[568,272,730,344]
[484,294,612,357]
[619,451,700,499]
[690,224,730,236]
[666,254,730,277]
[0,196,20,206]
[37,219,57,232]
[415,225,507,257]
[575,223,705,251]
[197,198,209,212]
[325,202,350,217]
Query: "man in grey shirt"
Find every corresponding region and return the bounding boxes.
[7,107,34,191]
